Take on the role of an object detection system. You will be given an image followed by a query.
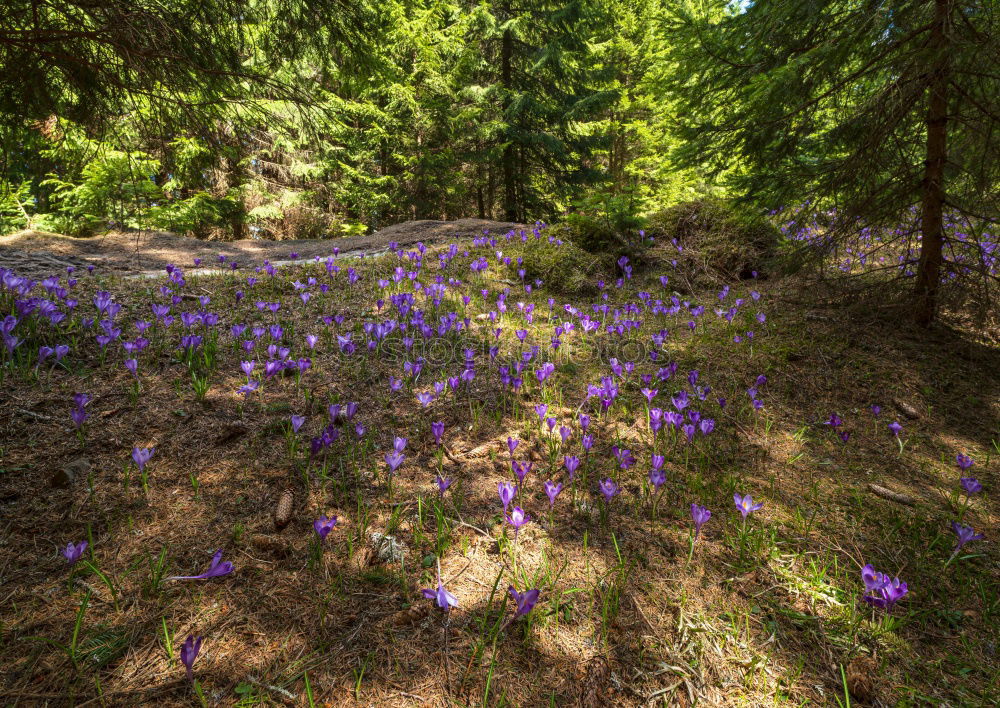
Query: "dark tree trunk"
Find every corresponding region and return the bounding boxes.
[913,0,950,326]
[501,27,518,223]
[486,165,496,219]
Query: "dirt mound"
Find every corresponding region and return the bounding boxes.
[374,218,521,243]
[0,219,524,278]
[0,247,92,279]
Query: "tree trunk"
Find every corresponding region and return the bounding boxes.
[486,165,496,219]
[913,0,950,326]
[501,27,518,223]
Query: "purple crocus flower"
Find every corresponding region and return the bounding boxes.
[861,564,883,592]
[384,451,405,473]
[579,414,590,431]
[180,635,202,681]
[422,580,458,610]
[612,446,635,470]
[498,482,516,511]
[506,506,530,531]
[131,446,154,472]
[435,475,453,497]
[431,421,445,445]
[507,437,519,456]
[888,421,903,436]
[734,493,763,518]
[290,415,305,433]
[826,413,843,428]
[416,391,434,407]
[63,541,88,564]
[599,478,619,502]
[544,480,563,508]
[649,452,666,490]
[950,522,984,555]
[70,405,88,429]
[166,549,233,581]
[581,434,594,452]
[508,586,540,618]
[534,403,548,422]
[956,454,974,471]
[512,460,533,485]
[960,477,982,495]
[314,515,338,540]
[870,405,881,418]
[690,503,711,539]
[563,455,581,480]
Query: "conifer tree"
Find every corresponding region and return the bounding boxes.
[667,0,1000,324]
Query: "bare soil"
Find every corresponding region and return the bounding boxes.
[0,218,524,278]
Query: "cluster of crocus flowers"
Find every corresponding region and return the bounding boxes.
[384,437,406,473]
[70,392,90,429]
[947,453,984,565]
[860,564,908,611]
[825,412,850,443]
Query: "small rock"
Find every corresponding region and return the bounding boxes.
[370,532,406,564]
[892,397,920,419]
[52,458,90,488]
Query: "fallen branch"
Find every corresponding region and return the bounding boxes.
[15,408,52,421]
[867,483,915,506]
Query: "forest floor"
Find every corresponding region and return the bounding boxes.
[0,223,998,706]
[0,218,522,279]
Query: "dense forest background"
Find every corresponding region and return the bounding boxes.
[2,0,999,324]
[2,0,702,240]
